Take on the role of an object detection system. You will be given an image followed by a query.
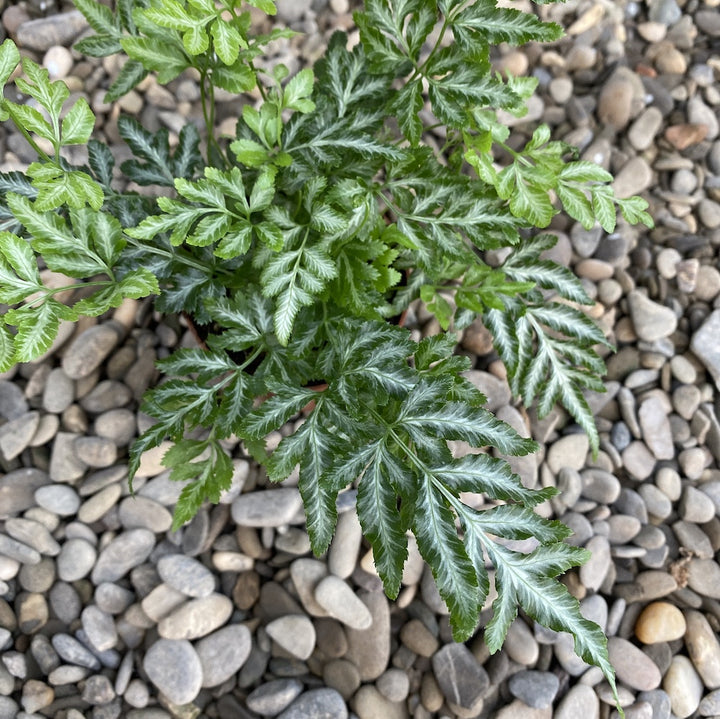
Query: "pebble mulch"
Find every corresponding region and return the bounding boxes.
[0,0,719,718]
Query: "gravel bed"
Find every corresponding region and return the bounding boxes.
[0,0,719,717]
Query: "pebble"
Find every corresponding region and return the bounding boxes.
[613,157,653,198]
[546,433,589,473]
[81,605,118,652]
[314,575,373,629]
[627,291,677,342]
[157,594,233,640]
[579,535,611,591]
[351,685,406,719]
[16,11,89,51]
[598,74,634,129]
[638,396,674,460]
[0,411,39,460]
[34,484,80,516]
[91,529,156,584]
[664,654,703,718]
[607,637,662,690]
[266,615,316,660]
[231,488,304,527]
[508,670,559,709]
[691,310,720,391]
[684,609,720,689]
[687,559,720,599]
[247,678,304,715]
[554,683,599,719]
[51,634,101,670]
[156,555,215,598]
[345,591,390,680]
[195,624,252,687]
[278,688,348,719]
[634,602,686,643]
[62,324,121,380]
[142,639,203,705]
[431,643,489,709]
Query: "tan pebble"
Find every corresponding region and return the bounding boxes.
[635,601,687,643]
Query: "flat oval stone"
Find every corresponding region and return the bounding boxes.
[344,590,390,681]
[62,324,121,380]
[554,684,599,719]
[91,529,155,584]
[119,496,173,533]
[687,559,720,599]
[34,485,80,516]
[195,624,252,688]
[156,555,215,598]
[684,609,720,689]
[0,533,40,564]
[231,488,304,527]
[57,538,96,582]
[5,518,60,556]
[143,639,202,705]
[664,655,703,718]
[314,576,372,630]
[608,637,661,691]
[266,615,316,660]
[0,469,50,519]
[51,634,101,670]
[157,594,233,640]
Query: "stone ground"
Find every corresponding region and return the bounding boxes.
[0,0,719,717]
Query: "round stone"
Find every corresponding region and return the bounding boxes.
[143,639,203,705]
[635,602,687,643]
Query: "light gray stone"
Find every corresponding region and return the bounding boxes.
[143,639,203,705]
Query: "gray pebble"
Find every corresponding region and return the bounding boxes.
[142,639,203,705]
[278,688,348,719]
[42,368,74,413]
[57,538,97,581]
[0,381,28,420]
[508,670,559,709]
[82,605,118,652]
[82,674,116,705]
[156,554,215,598]
[119,496,173,533]
[246,678,304,715]
[608,637,661,691]
[91,529,156,584]
[62,324,121,380]
[74,436,118,468]
[0,411,39,461]
[0,533,40,564]
[196,624,252,687]
[51,633,102,670]
[431,643,489,710]
[34,484,80,516]
[157,594,233,640]
[231,488,304,528]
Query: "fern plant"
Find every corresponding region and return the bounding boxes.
[0,0,652,709]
